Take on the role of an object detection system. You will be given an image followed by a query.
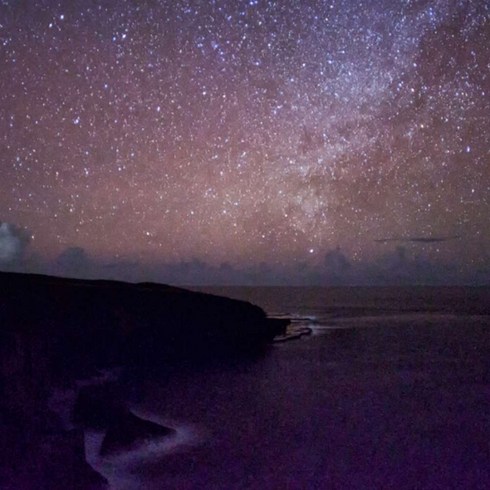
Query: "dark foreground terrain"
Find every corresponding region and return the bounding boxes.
[0,271,287,488]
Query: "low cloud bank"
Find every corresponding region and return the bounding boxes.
[0,221,487,285]
[0,222,30,264]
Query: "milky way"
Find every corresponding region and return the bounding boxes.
[0,0,489,282]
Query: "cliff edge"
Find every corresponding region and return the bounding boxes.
[0,271,288,489]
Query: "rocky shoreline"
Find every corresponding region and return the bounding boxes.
[0,271,289,488]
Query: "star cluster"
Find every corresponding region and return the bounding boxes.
[1,0,489,276]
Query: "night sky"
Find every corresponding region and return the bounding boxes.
[1,0,489,284]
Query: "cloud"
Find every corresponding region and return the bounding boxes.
[0,222,30,263]
[361,245,463,285]
[55,247,90,276]
[323,247,351,284]
[375,236,461,244]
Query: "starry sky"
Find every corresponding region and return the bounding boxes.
[1,0,489,284]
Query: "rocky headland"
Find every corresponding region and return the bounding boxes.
[0,271,288,488]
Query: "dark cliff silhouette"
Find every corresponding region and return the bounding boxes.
[1,271,287,365]
[0,271,288,489]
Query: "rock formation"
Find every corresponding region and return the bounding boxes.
[0,271,288,488]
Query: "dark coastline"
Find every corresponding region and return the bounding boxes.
[0,271,288,488]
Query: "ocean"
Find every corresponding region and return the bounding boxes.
[88,286,490,489]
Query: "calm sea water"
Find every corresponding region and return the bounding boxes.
[89,287,490,489]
